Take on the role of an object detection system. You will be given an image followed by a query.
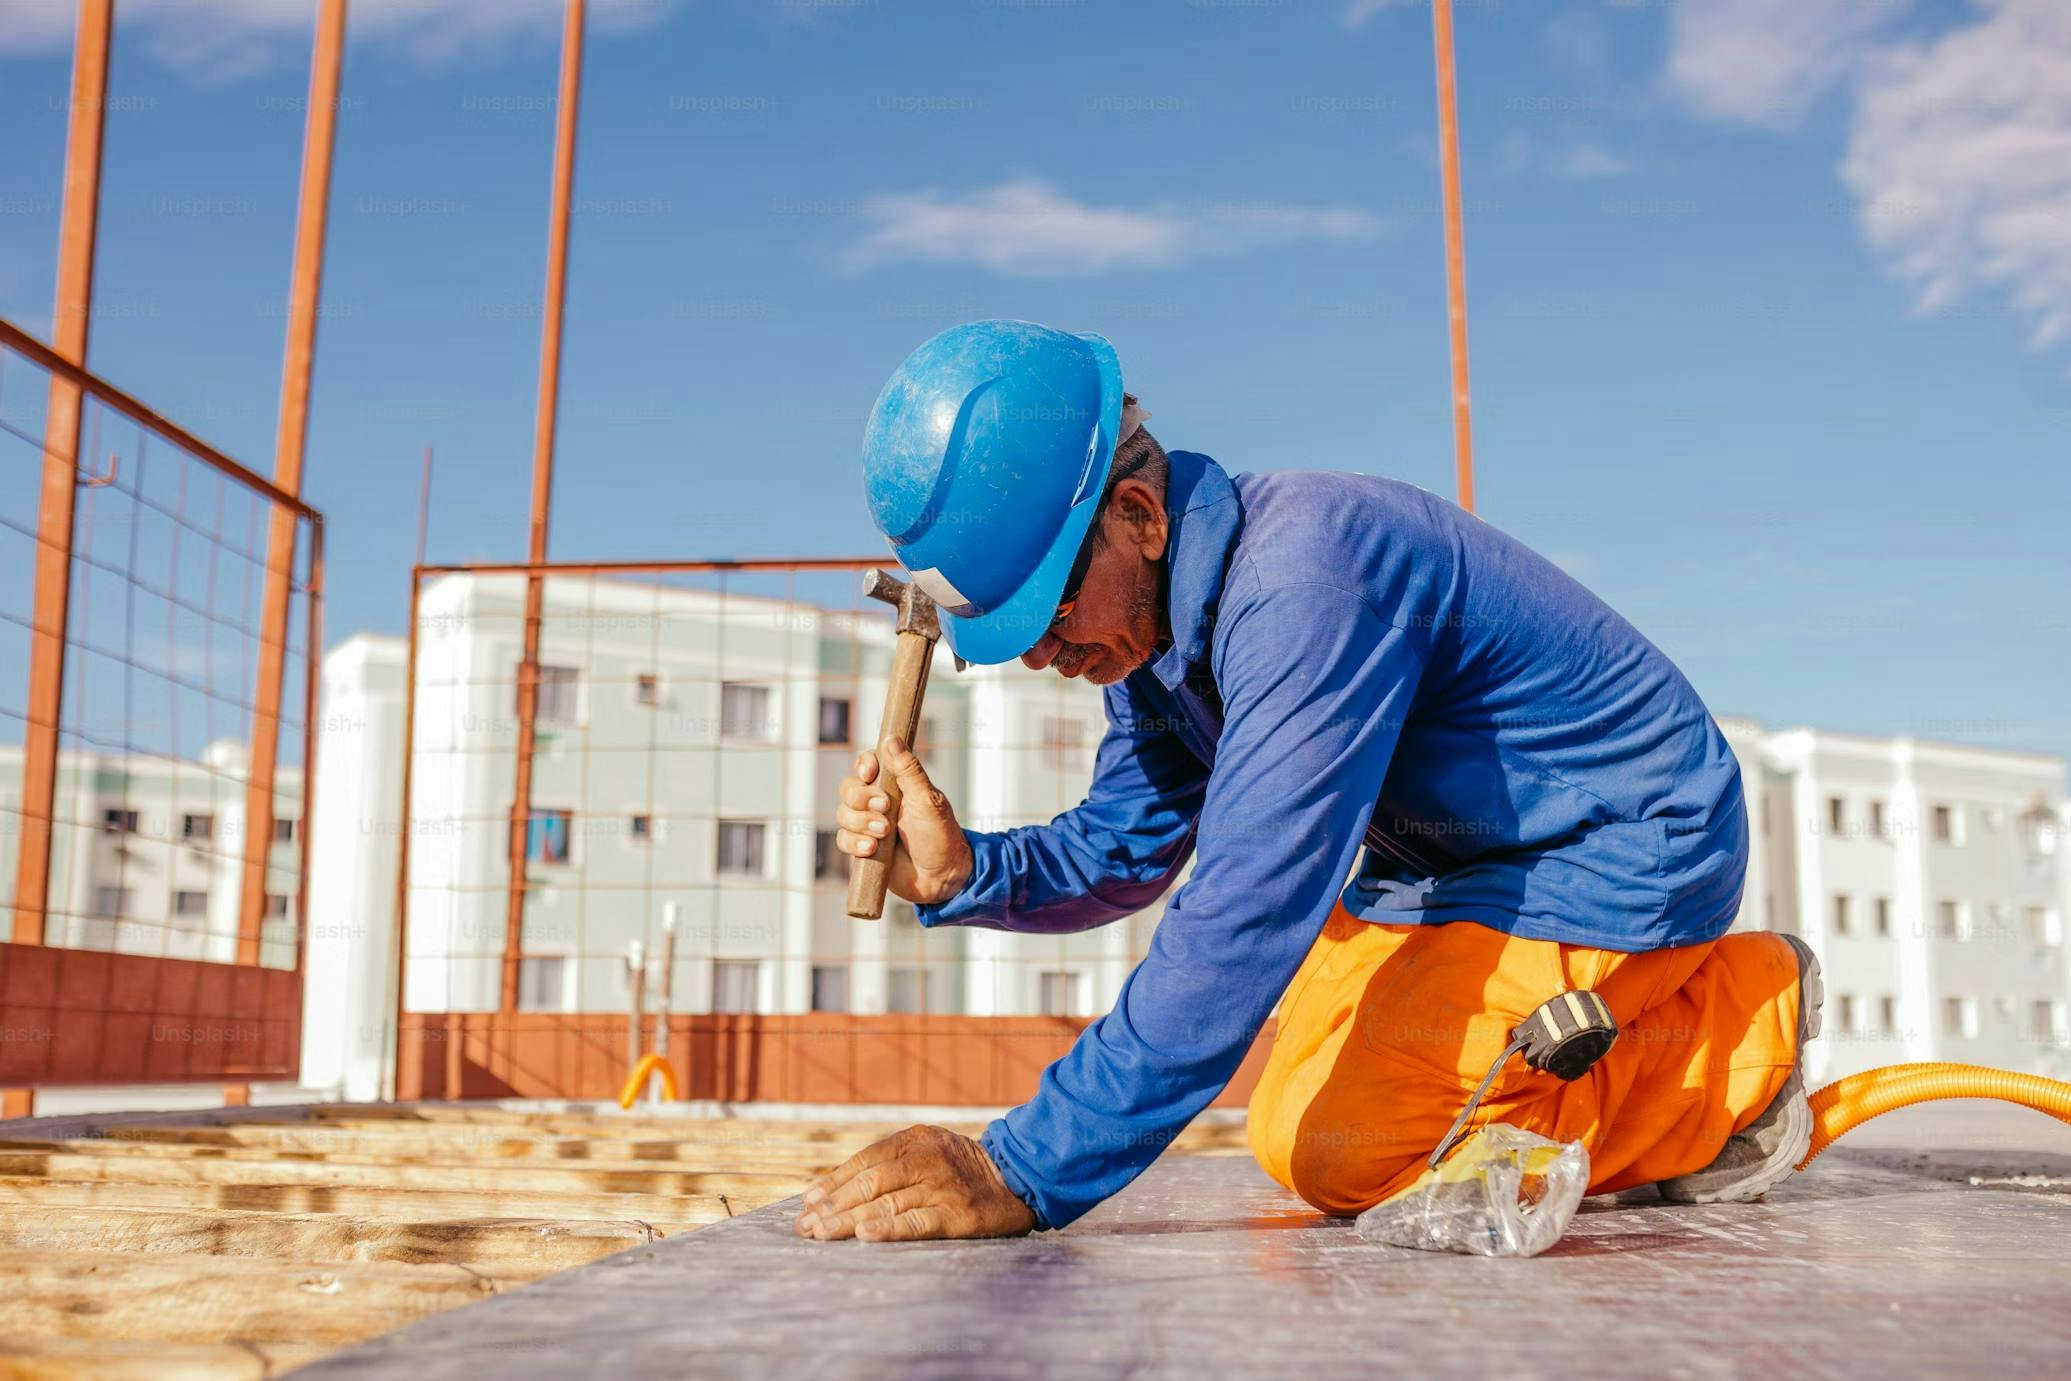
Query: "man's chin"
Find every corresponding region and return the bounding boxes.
[1084,649,1151,686]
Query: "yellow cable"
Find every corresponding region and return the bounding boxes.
[1800,1062,2071,1169]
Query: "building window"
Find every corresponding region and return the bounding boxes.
[2025,906,2062,948]
[716,820,766,876]
[1039,971,1084,1017]
[1942,996,1978,1039]
[1041,716,1086,770]
[814,829,839,880]
[2019,805,2060,858]
[634,673,660,707]
[517,956,569,1012]
[2030,1000,2060,1042]
[1831,894,1851,938]
[720,683,773,740]
[885,967,927,1014]
[102,808,140,834]
[818,697,851,746]
[628,814,653,844]
[1836,993,1856,1034]
[273,817,297,844]
[181,813,214,841]
[1868,800,1886,837]
[1873,897,1892,938]
[713,960,759,1013]
[95,886,131,917]
[173,890,209,918]
[1827,797,1845,834]
[514,664,581,727]
[265,893,291,919]
[1932,804,1961,845]
[1936,900,1970,942]
[526,809,573,866]
[810,964,849,1013]
[1878,995,1898,1035]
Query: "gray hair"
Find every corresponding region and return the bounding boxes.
[1091,392,1169,550]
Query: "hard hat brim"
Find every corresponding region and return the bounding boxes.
[935,332,1126,666]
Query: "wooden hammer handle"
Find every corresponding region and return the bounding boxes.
[846,628,936,919]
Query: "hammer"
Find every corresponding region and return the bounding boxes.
[846,568,943,919]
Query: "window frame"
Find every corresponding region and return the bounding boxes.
[517,955,572,1013]
[514,663,583,728]
[715,819,768,877]
[719,682,775,742]
[810,964,850,1013]
[524,807,576,867]
[712,959,761,1014]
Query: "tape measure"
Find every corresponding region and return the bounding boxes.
[1428,990,1619,1169]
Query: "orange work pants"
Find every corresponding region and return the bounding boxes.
[1247,904,1805,1215]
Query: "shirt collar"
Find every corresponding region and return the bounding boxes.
[1148,450,1241,691]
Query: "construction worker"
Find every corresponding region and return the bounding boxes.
[795,320,1818,1244]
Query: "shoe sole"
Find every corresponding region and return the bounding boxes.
[1657,934,1822,1205]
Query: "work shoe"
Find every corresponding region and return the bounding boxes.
[1657,934,1823,1205]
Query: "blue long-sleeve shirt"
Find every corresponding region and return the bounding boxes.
[918,451,1747,1228]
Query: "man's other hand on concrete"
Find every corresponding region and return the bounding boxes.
[794,1125,1035,1242]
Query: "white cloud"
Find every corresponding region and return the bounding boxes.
[1499,133,1637,181]
[1843,0,2071,347]
[839,179,1382,278]
[0,0,671,76]
[1340,0,1417,34]
[1665,0,1911,127]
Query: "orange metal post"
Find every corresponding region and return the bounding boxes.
[1431,0,1476,514]
[504,0,587,1014]
[388,566,424,1099]
[14,0,113,947]
[239,0,347,964]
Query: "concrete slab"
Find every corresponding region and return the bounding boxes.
[300,1104,2071,1379]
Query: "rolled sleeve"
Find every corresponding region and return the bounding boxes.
[917,677,1209,935]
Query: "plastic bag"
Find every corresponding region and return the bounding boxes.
[1354,1124,1588,1258]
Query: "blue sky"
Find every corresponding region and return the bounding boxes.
[2,0,2066,764]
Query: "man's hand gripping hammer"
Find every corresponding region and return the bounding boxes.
[846,568,943,919]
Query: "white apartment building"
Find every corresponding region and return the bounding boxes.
[300,574,1136,1098]
[297,571,2071,1097]
[1725,724,2069,1082]
[0,741,303,969]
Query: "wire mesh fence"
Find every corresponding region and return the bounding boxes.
[394,562,1175,1040]
[0,317,319,1086]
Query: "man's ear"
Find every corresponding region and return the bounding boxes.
[1108,477,1169,562]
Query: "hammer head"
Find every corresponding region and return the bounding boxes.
[862,568,941,642]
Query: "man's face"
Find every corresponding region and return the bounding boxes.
[1019,477,1169,687]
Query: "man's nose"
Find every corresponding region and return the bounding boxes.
[1021,633,1061,672]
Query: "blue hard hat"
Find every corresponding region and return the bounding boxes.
[861,320,1125,665]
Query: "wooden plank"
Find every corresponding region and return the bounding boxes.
[0,1205,656,1275]
[0,1146,803,1203]
[0,1248,509,1347]
[0,1336,323,1380]
[304,1105,987,1138]
[0,1176,735,1234]
[294,1106,1249,1150]
[83,1126,857,1171]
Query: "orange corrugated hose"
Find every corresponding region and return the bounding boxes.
[618,1052,679,1110]
[1800,1062,2071,1169]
